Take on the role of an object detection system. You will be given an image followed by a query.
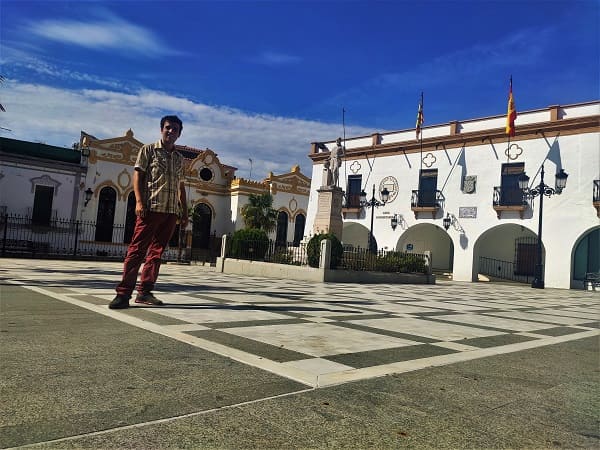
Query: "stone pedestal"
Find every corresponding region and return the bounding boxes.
[312,186,344,239]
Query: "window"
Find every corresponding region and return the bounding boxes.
[199,167,213,181]
[346,175,362,207]
[293,214,305,246]
[123,192,136,244]
[500,163,525,206]
[32,185,53,226]
[275,211,288,246]
[417,169,438,207]
[95,187,116,242]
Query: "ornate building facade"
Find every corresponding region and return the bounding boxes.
[306,101,599,289]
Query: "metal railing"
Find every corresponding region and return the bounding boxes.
[0,213,201,262]
[493,186,527,206]
[340,246,428,273]
[226,238,308,266]
[479,256,533,283]
[411,190,444,208]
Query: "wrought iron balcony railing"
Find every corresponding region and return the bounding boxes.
[411,190,444,208]
[492,186,528,218]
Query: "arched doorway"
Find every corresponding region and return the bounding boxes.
[472,224,542,283]
[275,211,289,246]
[572,227,600,288]
[293,214,305,246]
[396,223,453,271]
[95,187,116,242]
[341,222,371,249]
[191,203,212,255]
[123,192,136,244]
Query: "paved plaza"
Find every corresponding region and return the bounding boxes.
[1,258,599,448]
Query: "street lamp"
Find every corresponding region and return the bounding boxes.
[360,184,389,252]
[519,164,568,289]
[84,188,94,206]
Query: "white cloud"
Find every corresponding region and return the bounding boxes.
[24,13,177,58]
[0,80,373,177]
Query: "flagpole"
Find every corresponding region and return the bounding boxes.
[419,92,423,172]
[342,107,347,190]
[507,77,511,162]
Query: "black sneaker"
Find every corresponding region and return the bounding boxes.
[135,293,164,306]
[109,294,130,309]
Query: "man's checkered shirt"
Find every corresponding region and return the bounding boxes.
[135,140,184,215]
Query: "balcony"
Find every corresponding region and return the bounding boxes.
[411,190,444,218]
[493,186,528,218]
[341,193,362,217]
[594,180,600,218]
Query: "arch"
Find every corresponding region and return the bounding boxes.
[95,186,117,242]
[293,213,306,246]
[472,223,543,283]
[275,210,289,246]
[123,191,136,244]
[292,209,307,221]
[341,222,371,250]
[396,223,453,271]
[192,202,212,250]
[571,226,600,288]
[94,180,123,201]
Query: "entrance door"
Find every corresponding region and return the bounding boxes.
[418,170,438,207]
[95,187,116,242]
[501,163,525,205]
[192,204,212,250]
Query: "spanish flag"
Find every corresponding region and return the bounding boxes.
[416,92,424,139]
[506,77,517,137]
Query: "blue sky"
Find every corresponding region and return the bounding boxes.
[1,0,598,178]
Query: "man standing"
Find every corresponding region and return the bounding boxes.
[109,115,188,309]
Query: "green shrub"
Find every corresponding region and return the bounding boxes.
[373,251,426,273]
[230,228,269,260]
[306,233,343,269]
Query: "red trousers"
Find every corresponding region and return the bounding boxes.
[116,211,178,297]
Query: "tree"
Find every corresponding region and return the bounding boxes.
[240,193,277,232]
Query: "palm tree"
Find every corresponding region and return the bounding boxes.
[240,193,278,232]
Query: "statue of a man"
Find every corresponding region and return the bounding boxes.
[329,137,344,187]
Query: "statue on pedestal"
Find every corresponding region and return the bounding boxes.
[324,137,344,188]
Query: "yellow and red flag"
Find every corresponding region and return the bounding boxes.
[506,77,517,137]
[416,92,424,139]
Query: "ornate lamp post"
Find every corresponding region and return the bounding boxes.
[84,188,94,206]
[360,184,390,252]
[519,165,568,289]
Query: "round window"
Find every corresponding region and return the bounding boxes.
[199,167,213,181]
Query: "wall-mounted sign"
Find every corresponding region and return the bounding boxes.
[406,243,414,251]
[459,207,477,218]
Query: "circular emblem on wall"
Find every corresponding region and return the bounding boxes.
[379,176,399,203]
[118,169,131,189]
[289,197,298,212]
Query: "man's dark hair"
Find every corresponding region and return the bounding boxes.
[160,115,183,132]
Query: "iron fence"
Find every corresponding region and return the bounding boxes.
[479,256,532,283]
[0,213,191,262]
[340,246,428,273]
[225,238,308,266]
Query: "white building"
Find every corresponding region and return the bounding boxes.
[306,101,600,289]
[0,130,310,258]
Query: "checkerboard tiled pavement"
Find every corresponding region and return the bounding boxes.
[3,258,599,387]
